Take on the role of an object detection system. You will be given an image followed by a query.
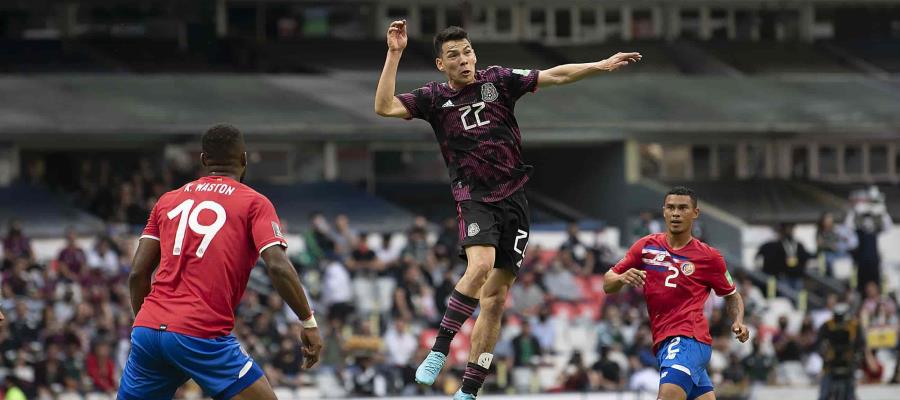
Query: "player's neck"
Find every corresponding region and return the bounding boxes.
[665,232,693,250]
[206,171,239,181]
[447,78,474,91]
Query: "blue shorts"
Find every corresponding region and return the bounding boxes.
[118,327,264,400]
[656,336,714,399]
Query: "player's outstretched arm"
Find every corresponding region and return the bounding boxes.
[603,268,646,294]
[725,292,750,343]
[537,52,642,88]
[374,20,412,118]
[261,245,323,369]
[128,238,161,316]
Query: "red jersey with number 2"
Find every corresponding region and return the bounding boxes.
[612,233,736,351]
[134,175,287,338]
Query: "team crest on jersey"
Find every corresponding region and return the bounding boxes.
[467,223,480,237]
[481,83,499,102]
[272,221,284,238]
[681,262,695,276]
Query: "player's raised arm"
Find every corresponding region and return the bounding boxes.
[374,20,412,118]
[261,245,323,369]
[128,238,161,315]
[537,52,642,88]
[725,292,750,343]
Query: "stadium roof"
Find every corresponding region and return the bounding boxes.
[2,73,900,143]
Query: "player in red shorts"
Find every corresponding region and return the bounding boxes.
[119,125,322,400]
[605,186,750,400]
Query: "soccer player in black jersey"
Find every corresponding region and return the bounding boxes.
[375,20,640,399]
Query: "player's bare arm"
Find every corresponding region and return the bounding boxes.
[374,20,412,118]
[725,292,750,343]
[603,268,646,293]
[537,52,642,88]
[0,310,5,322]
[260,245,323,369]
[128,238,161,315]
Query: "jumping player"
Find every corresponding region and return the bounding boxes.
[604,187,750,400]
[118,125,323,400]
[374,20,641,399]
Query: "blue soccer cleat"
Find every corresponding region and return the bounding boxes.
[453,389,476,400]
[415,351,447,385]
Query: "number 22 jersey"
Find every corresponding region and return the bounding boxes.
[612,233,736,351]
[396,66,540,203]
[134,175,288,338]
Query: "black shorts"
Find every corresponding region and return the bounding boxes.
[456,190,530,274]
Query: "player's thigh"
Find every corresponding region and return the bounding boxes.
[658,383,688,400]
[118,327,188,400]
[495,191,530,274]
[458,199,502,265]
[692,390,716,400]
[161,332,264,400]
[231,374,277,400]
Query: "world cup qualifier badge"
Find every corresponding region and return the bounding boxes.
[481,83,499,102]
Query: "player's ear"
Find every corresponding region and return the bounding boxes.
[240,152,247,167]
[200,152,208,167]
[436,57,444,72]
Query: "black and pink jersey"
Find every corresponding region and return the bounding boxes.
[396,66,540,202]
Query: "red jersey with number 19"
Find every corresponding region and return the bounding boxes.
[134,175,287,338]
[612,233,736,351]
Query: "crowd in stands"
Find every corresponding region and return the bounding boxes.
[0,160,898,399]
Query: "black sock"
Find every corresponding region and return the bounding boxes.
[461,362,489,395]
[432,289,478,355]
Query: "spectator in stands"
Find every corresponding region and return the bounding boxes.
[271,335,305,388]
[773,315,802,362]
[383,318,418,387]
[590,346,623,391]
[343,352,389,396]
[321,256,354,323]
[509,271,545,316]
[511,320,542,368]
[741,337,776,384]
[333,214,357,259]
[2,219,34,269]
[631,211,662,242]
[529,306,556,353]
[434,217,459,260]
[305,211,336,265]
[85,341,116,393]
[861,281,898,328]
[757,222,811,291]
[815,211,854,277]
[542,256,583,302]
[34,342,66,398]
[56,229,86,282]
[626,354,659,394]
[375,232,400,266]
[401,226,433,269]
[557,351,590,392]
[845,186,892,292]
[85,236,120,277]
[560,223,589,265]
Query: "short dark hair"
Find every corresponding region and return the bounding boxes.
[665,186,698,208]
[202,124,244,162]
[434,26,469,58]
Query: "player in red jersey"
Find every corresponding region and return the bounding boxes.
[118,125,322,400]
[604,187,750,400]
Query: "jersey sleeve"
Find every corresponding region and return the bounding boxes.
[494,66,540,103]
[611,238,645,274]
[708,251,737,297]
[250,196,288,255]
[395,84,434,121]
[140,202,160,241]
